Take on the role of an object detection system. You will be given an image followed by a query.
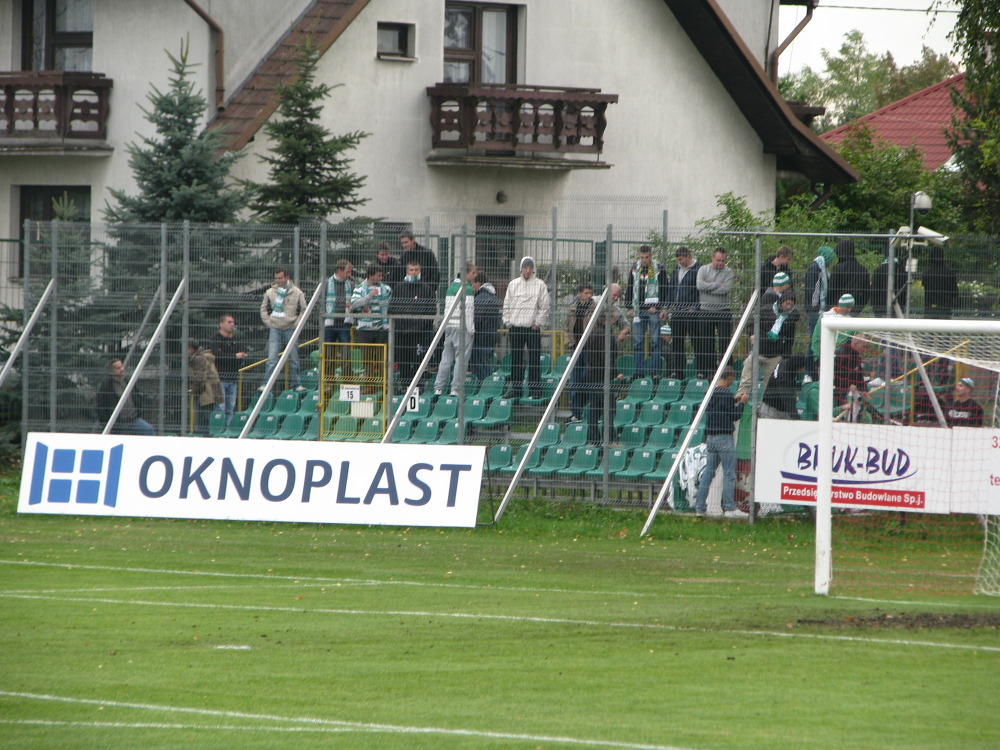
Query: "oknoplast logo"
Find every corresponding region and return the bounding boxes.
[28,442,124,507]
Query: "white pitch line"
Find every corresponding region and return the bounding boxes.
[0,691,697,750]
[0,719,352,734]
[2,591,997,652]
[0,559,652,598]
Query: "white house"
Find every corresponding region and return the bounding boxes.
[1,0,855,294]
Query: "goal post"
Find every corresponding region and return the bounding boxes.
[815,316,1000,596]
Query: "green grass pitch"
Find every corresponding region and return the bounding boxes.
[2,473,999,749]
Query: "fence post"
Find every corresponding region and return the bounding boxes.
[550,207,558,330]
[601,223,613,499]
[319,222,328,348]
[293,225,301,285]
[158,223,168,432]
[747,229,763,522]
[49,221,58,433]
[181,220,191,435]
[662,209,669,247]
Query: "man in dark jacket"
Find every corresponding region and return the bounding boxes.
[871,241,908,317]
[737,290,798,399]
[399,232,440,288]
[827,239,870,314]
[389,261,436,384]
[96,359,155,435]
[921,246,958,319]
[471,271,501,381]
[759,355,806,420]
[693,366,749,518]
[665,245,700,378]
[804,244,836,380]
[623,244,669,379]
[758,245,793,294]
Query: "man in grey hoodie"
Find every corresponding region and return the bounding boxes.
[694,247,736,378]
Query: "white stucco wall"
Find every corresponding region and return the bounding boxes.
[714,0,780,67]
[230,0,777,239]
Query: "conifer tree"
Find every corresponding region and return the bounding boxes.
[247,40,369,224]
[104,39,245,224]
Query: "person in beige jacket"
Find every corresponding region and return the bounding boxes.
[259,268,307,391]
[188,339,223,435]
[502,256,549,398]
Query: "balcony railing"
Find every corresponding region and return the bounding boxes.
[427,84,618,156]
[0,72,113,141]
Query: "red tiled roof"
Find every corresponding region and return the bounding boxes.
[820,73,965,171]
[208,0,371,153]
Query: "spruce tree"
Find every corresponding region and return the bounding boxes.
[247,40,369,224]
[104,39,245,224]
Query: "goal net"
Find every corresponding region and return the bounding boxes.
[809,317,1000,597]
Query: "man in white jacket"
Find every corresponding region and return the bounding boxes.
[502,256,549,399]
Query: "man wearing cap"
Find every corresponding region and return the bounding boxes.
[758,245,793,295]
[811,293,856,368]
[804,245,837,381]
[761,271,792,309]
[738,288,799,399]
[502,256,550,398]
[941,377,985,427]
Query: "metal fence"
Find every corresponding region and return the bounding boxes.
[3,218,998,509]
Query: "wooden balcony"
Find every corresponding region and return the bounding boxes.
[426,84,618,168]
[0,72,113,149]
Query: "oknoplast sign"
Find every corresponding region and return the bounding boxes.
[19,433,485,527]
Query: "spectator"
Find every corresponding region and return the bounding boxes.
[434,262,476,397]
[350,263,393,389]
[693,365,749,518]
[759,355,806,420]
[96,359,155,435]
[188,339,223,435]
[811,293,856,369]
[623,244,668,379]
[375,242,403,286]
[738,289,798,399]
[323,259,355,344]
[804,244,837,380]
[695,247,735,378]
[833,334,867,410]
[827,239,870,314]
[922,246,958,319]
[399,231,440,288]
[471,271,501,381]
[389,261,436,385]
[502,256,549,399]
[941,377,984,427]
[871,242,907,317]
[665,246,700,378]
[209,314,247,425]
[259,268,307,392]
[761,271,791,309]
[758,245,793,295]
[565,283,628,426]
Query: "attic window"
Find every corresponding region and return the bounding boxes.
[377,22,415,60]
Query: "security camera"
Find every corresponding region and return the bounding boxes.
[912,191,932,216]
[890,226,911,249]
[914,226,948,246]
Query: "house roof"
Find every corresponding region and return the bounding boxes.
[209,0,372,153]
[211,0,859,185]
[660,0,858,185]
[820,73,965,172]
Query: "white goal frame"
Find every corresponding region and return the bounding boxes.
[815,316,1000,595]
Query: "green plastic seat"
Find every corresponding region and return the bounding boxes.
[645,425,677,451]
[325,398,351,417]
[636,401,666,428]
[273,412,306,440]
[248,413,281,439]
[536,422,561,448]
[623,377,654,405]
[615,354,634,380]
[528,446,571,477]
[207,411,228,437]
[613,400,636,429]
[471,398,512,428]
[296,390,321,415]
[350,417,384,442]
[462,397,487,422]
[273,390,301,415]
[555,446,600,478]
[407,419,440,444]
[477,374,507,400]
[292,414,319,440]
[619,424,647,450]
[327,415,359,442]
[518,376,556,406]
[680,379,710,405]
[548,354,571,379]
[485,443,513,471]
[652,378,683,404]
[665,401,694,429]
[494,352,512,378]
[585,448,629,480]
[498,444,542,476]
[561,422,589,449]
[438,420,462,445]
[222,412,250,438]
[618,448,658,479]
[300,369,320,391]
[386,417,414,443]
[429,396,459,420]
